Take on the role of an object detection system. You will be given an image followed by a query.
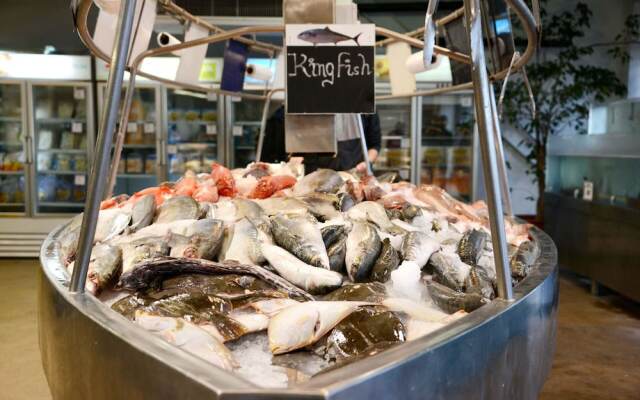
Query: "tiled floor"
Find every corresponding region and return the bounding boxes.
[0,259,638,399]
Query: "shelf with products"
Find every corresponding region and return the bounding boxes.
[39,201,84,208]
[36,117,86,124]
[38,170,86,176]
[0,116,22,122]
[0,170,24,175]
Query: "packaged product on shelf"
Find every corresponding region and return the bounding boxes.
[60,131,75,149]
[72,185,86,202]
[55,179,72,201]
[144,154,156,175]
[168,110,183,121]
[129,98,145,121]
[433,168,447,188]
[420,167,433,185]
[38,130,53,150]
[126,152,144,174]
[38,176,57,202]
[3,151,23,171]
[202,110,217,122]
[57,101,74,119]
[15,176,25,203]
[38,153,53,171]
[72,154,87,172]
[449,146,471,166]
[169,154,185,174]
[0,178,13,203]
[423,147,446,167]
[118,157,126,174]
[54,154,72,171]
[4,123,20,143]
[185,109,200,121]
[78,134,87,149]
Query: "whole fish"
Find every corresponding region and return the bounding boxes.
[337,192,355,212]
[297,27,363,46]
[429,251,472,292]
[121,242,169,274]
[509,240,539,282]
[118,256,314,301]
[261,244,343,294]
[327,235,347,273]
[401,232,440,268]
[347,201,404,235]
[456,229,488,266]
[168,219,224,260]
[292,169,344,196]
[464,267,495,299]
[323,282,386,303]
[94,208,132,243]
[110,219,197,247]
[369,238,400,283]
[271,214,330,269]
[321,225,346,248]
[129,194,156,232]
[154,196,199,223]
[302,194,341,221]
[222,218,264,265]
[134,311,237,370]
[255,197,309,217]
[345,222,382,282]
[68,243,122,295]
[249,298,300,317]
[268,301,370,355]
[426,280,488,313]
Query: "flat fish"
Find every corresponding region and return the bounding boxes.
[154,196,199,223]
[129,194,156,232]
[345,222,381,282]
[292,169,344,196]
[118,256,314,301]
[268,301,370,355]
[323,282,386,303]
[249,298,300,317]
[369,238,400,283]
[262,244,343,294]
[401,231,440,268]
[347,201,404,235]
[429,251,472,292]
[271,214,330,269]
[426,280,488,313]
[134,311,237,370]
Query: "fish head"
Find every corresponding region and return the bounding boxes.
[268,306,320,354]
[297,29,320,43]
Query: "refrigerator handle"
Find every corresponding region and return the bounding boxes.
[25,135,33,165]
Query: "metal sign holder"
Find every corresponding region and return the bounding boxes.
[70,0,539,303]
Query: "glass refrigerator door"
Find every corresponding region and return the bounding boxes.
[99,84,160,195]
[165,89,220,181]
[31,83,92,214]
[420,93,474,201]
[374,97,413,181]
[0,82,27,214]
[230,97,271,168]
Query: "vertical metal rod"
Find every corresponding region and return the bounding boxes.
[464,0,513,300]
[356,114,373,175]
[106,72,138,199]
[70,0,137,293]
[410,96,422,185]
[256,91,275,162]
[489,84,513,216]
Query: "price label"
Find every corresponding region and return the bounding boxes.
[127,122,137,133]
[206,124,217,135]
[144,123,155,134]
[233,125,243,136]
[206,92,218,102]
[167,144,177,154]
[231,96,242,102]
[71,122,83,133]
[74,88,85,100]
[74,174,86,186]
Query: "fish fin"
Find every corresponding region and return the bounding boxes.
[352,32,362,46]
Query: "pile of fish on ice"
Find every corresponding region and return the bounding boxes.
[57,160,539,387]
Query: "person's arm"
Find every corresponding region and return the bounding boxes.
[356,113,381,173]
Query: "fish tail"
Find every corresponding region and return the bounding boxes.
[352,32,362,46]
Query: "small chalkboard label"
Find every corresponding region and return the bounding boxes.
[285,24,376,114]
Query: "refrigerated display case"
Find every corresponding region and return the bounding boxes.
[164,88,223,180]
[98,83,162,194]
[419,92,474,201]
[29,82,94,215]
[0,80,29,215]
[374,87,414,182]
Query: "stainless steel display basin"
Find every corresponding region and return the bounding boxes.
[39,223,558,400]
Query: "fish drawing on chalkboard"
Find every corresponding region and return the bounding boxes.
[297,27,362,46]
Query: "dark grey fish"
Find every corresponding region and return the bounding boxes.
[302,194,341,221]
[337,192,355,212]
[297,27,362,46]
[369,238,400,283]
[323,282,386,303]
[293,169,344,196]
[426,280,488,313]
[130,194,156,232]
[509,240,539,281]
[327,235,347,273]
[271,214,330,269]
[321,225,346,248]
[316,341,398,376]
[429,251,472,292]
[456,229,488,266]
[401,203,422,221]
[345,222,382,282]
[154,196,199,223]
[118,256,314,301]
[464,267,495,299]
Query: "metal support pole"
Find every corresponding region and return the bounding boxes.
[464,0,513,300]
[106,72,139,199]
[70,0,137,293]
[489,84,513,216]
[356,114,373,175]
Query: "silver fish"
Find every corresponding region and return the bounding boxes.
[271,214,330,269]
[401,232,440,268]
[134,311,237,371]
[222,218,264,265]
[154,196,199,223]
[94,208,132,243]
[130,194,156,232]
[268,301,369,355]
[261,243,343,294]
[292,169,344,196]
[302,194,341,221]
[68,243,122,295]
[347,201,404,235]
[121,242,168,274]
[297,27,362,45]
[168,219,224,260]
[345,222,382,282]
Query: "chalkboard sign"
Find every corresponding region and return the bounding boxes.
[286,24,376,114]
